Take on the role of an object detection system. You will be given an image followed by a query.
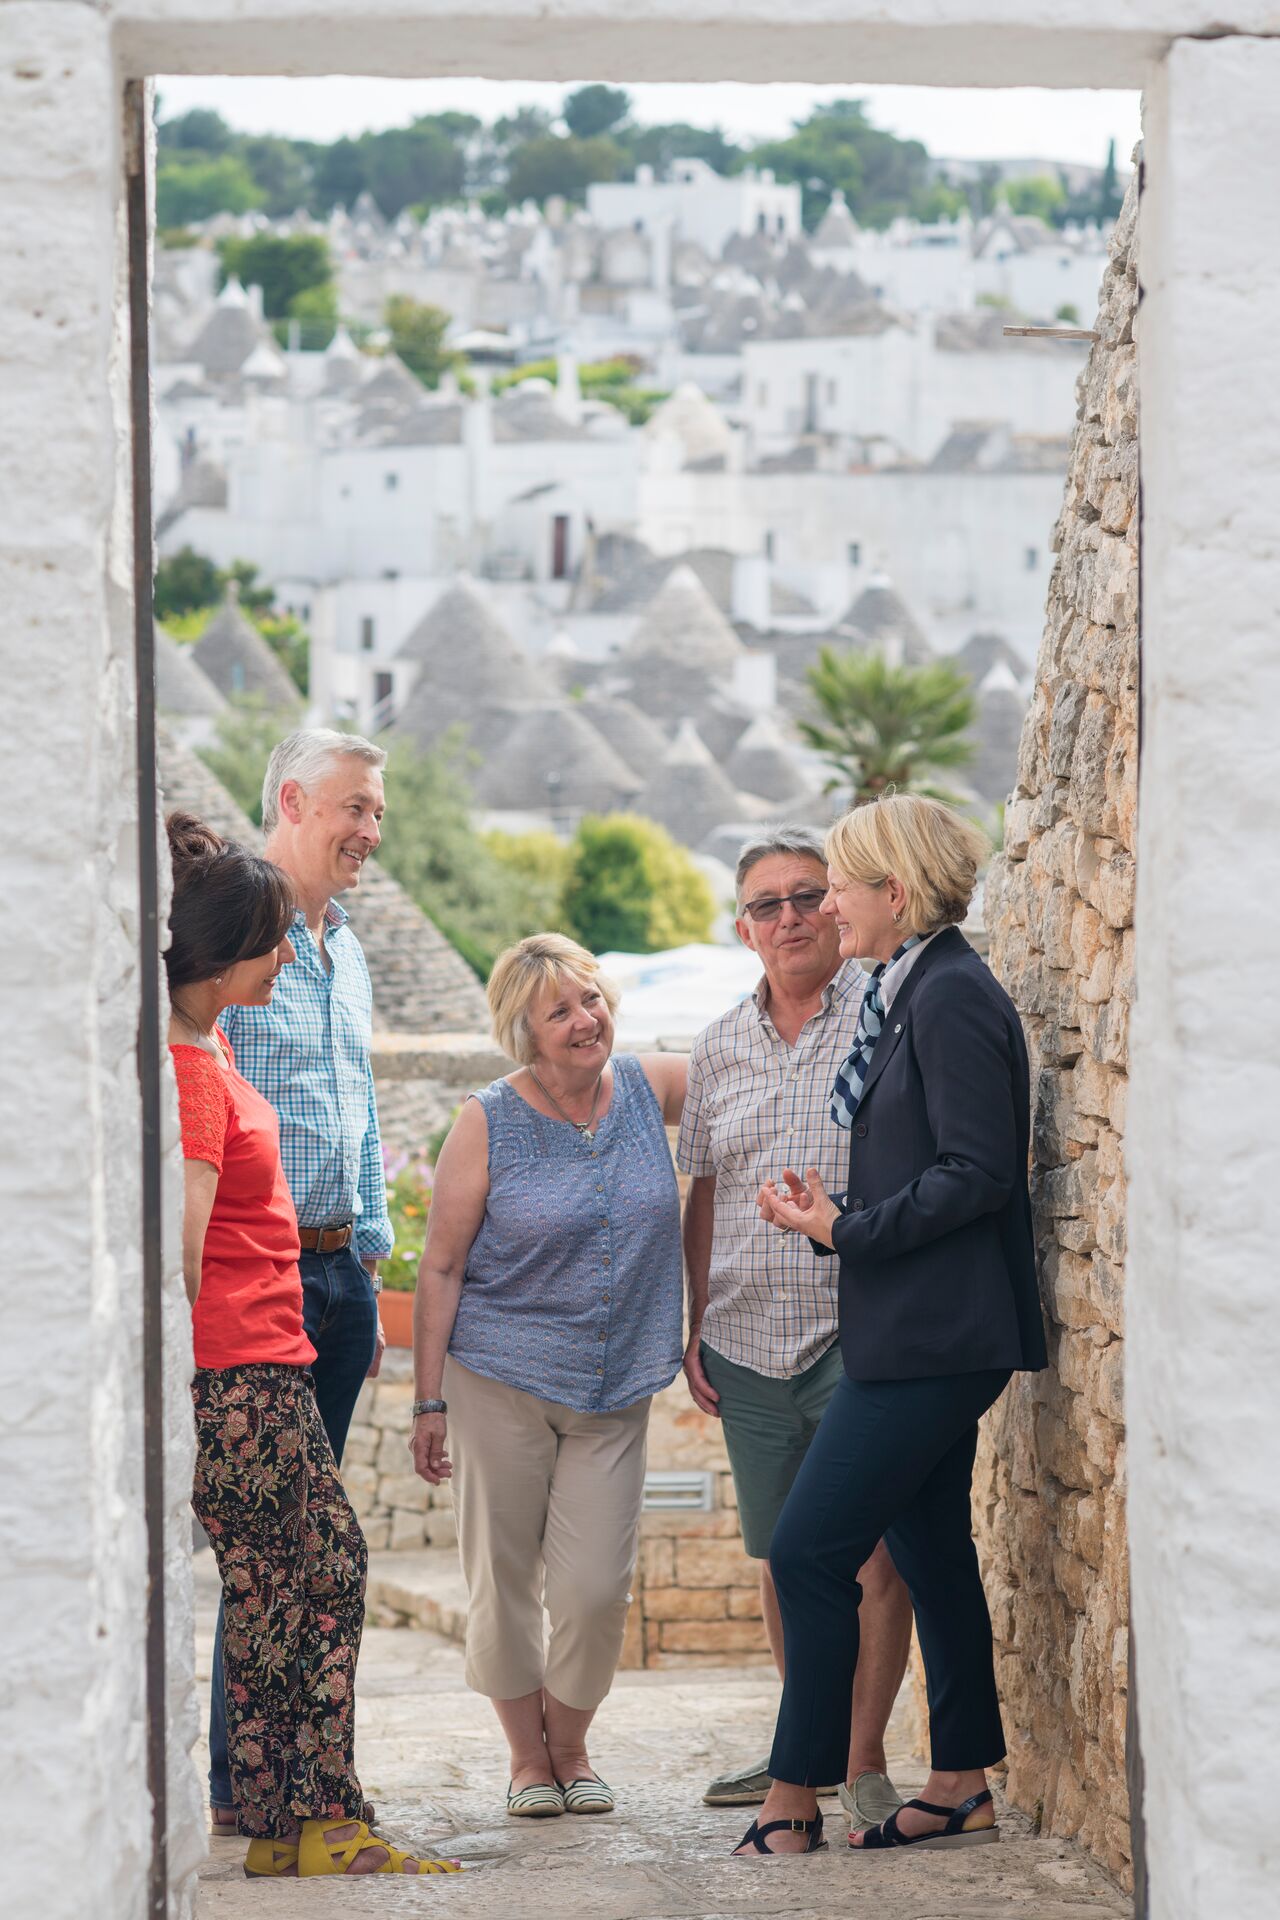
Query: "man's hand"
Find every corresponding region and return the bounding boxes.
[759,1168,840,1249]
[409,1412,452,1485]
[682,1329,721,1417]
[366,1309,386,1379]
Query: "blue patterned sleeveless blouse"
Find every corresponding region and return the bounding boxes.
[449,1053,684,1413]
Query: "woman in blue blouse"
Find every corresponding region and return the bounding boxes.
[410,934,686,1820]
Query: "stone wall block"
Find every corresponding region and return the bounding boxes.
[1048,680,1089,778]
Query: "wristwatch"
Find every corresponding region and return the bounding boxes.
[411,1397,447,1417]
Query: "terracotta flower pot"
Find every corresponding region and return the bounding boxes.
[379,1288,415,1349]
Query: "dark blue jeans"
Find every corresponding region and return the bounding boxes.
[208,1246,379,1810]
[768,1367,1012,1787]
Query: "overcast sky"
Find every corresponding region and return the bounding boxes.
[157,77,1142,168]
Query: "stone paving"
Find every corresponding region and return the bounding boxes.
[193,1553,1131,1919]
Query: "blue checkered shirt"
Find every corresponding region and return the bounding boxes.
[219,900,394,1260]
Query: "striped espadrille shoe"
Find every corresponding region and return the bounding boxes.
[506,1781,565,1818]
[556,1776,614,1815]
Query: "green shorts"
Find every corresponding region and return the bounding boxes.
[700,1341,845,1559]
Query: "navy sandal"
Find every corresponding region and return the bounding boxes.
[853,1788,998,1851]
[733,1808,827,1855]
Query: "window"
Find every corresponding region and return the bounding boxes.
[373,669,394,710]
[1024,546,1039,570]
[360,616,375,651]
[847,541,861,566]
[551,514,570,581]
[384,471,399,491]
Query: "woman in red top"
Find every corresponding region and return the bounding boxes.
[166,813,457,1881]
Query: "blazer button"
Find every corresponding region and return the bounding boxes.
[851,1198,865,1211]
[855,1122,867,1138]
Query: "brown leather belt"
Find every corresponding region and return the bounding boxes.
[298,1223,353,1253]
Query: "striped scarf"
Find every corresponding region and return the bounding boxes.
[831,936,922,1129]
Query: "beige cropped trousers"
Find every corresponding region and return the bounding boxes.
[444,1357,651,1710]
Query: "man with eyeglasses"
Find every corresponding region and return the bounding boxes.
[677,827,913,1828]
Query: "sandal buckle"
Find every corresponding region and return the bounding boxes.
[789,1819,807,1832]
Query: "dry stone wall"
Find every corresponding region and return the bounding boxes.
[979,167,1140,1886]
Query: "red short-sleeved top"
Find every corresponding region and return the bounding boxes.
[171,1032,316,1371]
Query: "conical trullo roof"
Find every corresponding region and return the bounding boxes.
[642,384,732,467]
[392,580,544,750]
[192,585,302,712]
[839,574,933,667]
[953,630,1028,688]
[188,277,271,379]
[361,352,423,407]
[726,713,808,803]
[633,719,748,848]
[970,661,1028,805]
[625,565,744,675]
[578,694,669,778]
[155,624,226,718]
[474,705,642,814]
[813,189,860,251]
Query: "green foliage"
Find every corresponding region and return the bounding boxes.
[1055,303,1082,326]
[482,830,571,926]
[625,122,742,178]
[306,136,368,212]
[381,1152,433,1291]
[745,99,932,231]
[363,119,466,218]
[156,154,262,227]
[154,545,222,620]
[375,740,561,977]
[563,85,632,141]
[255,613,310,694]
[157,228,200,250]
[240,135,313,217]
[491,354,666,424]
[196,698,286,827]
[1003,174,1067,222]
[506,134,624,205]
[383,296,463,388]
[281,281,341,349]
[158,108,236,154]
[799,650,975,805]
[217,234,333,320]
[561,815,715,954]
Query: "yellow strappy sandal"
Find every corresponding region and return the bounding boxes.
[243,1837,299,1877]
[297,1818,464,1876]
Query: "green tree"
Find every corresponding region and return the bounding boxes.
[563,85,631,141]
[561,815,715,954]
[306,135,369,212]
[156,155,262,227]
[384,297,462,388]
[241,135,313,216]
[363,120,466,217]
[157,107,235,154]
[798,650,976,804]
[154,545,223,620]
[217,234,333,320]
[282,282,341,349]
[197,698,286,827]
[482,829,571,926]
[506,134,623,205]
[1004,174,1067,223]
[746,99,931,230]
[623,122,742,178]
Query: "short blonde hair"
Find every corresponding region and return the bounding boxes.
[487,932,621,1066]
[824,796,989,937]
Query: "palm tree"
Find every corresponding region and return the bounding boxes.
[799,647,976,805]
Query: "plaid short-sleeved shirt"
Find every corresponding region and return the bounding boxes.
[676,958,868,1379]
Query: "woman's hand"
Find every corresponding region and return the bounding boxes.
[758,1168,840,1249]
[409,1413,452,1485]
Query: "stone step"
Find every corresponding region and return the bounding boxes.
[367,1547,469,1644]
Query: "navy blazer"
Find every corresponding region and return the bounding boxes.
[819,926,1048,1382]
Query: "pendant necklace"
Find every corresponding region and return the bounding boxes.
[529,1067,605,1141]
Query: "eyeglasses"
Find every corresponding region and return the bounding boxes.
[741,888,827,923]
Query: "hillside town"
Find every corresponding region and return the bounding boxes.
[153,144,1114,888]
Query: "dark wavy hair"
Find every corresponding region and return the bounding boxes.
[164,812,295,991]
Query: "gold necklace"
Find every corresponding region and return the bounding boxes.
[528,1067,605,1141]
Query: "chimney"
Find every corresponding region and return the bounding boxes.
[556,350,582,426]
[731,553,771,632]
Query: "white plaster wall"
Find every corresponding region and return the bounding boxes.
[1131,39,1280,1920]
[0,22,200,1920]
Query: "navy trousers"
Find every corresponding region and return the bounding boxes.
[208,1246,379,1809]
[768,1367,1011,1786]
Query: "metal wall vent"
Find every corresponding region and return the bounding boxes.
[642,1470,714,1512]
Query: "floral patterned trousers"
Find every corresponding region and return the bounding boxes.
[191,1364,368,1839]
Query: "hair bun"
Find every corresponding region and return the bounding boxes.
[166,811,226,870]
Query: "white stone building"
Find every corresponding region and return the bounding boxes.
[587,158,802,258]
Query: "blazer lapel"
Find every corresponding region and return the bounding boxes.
[857,928,965,1107]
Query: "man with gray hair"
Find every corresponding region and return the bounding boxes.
[207,728,394,1830]
[677,827,913,1828]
